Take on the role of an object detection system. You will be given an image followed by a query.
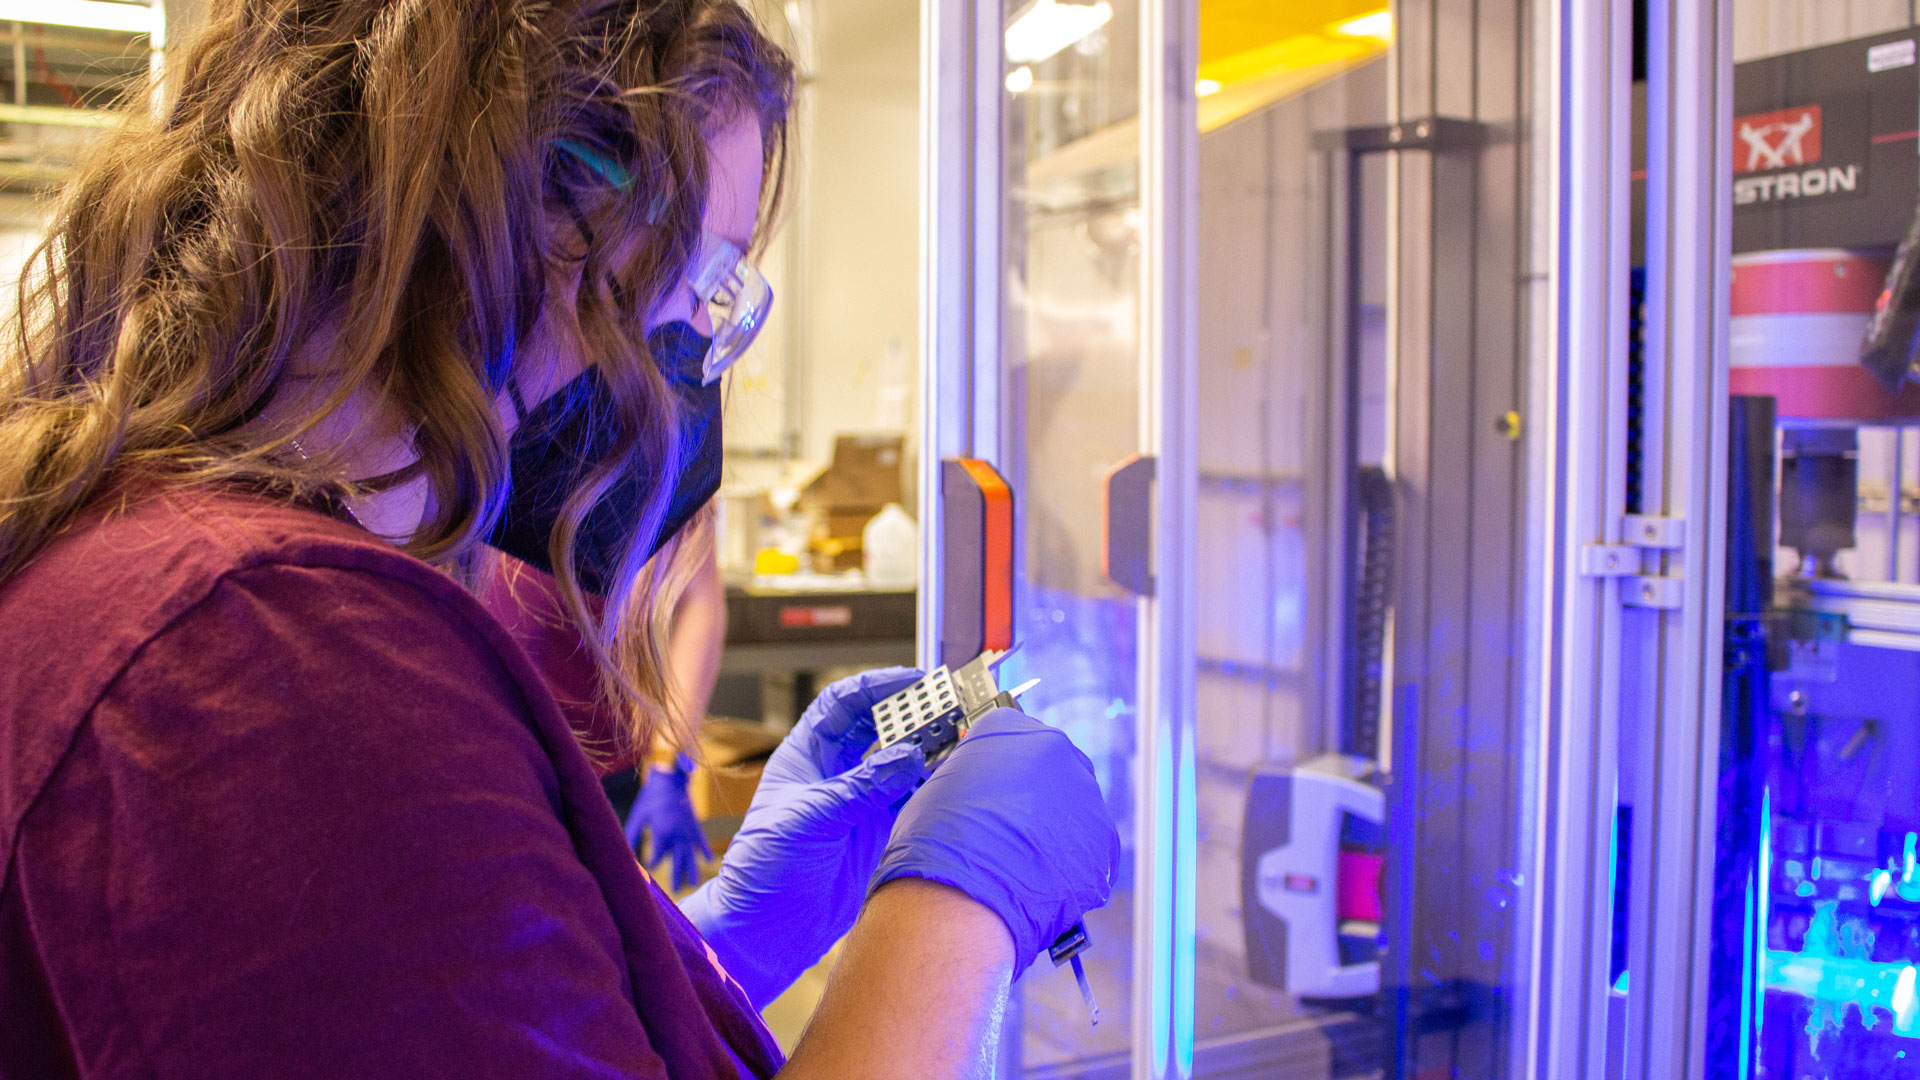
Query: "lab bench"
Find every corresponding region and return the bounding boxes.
[714,582,916,724]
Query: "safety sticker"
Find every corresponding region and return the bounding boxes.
[1868,39,1914,73]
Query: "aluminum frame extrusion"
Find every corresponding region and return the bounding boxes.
[1624,0,1735,1075]
[1526,0,1635,1074]
[917,0,1004,674]
[1136,0,1199,1074]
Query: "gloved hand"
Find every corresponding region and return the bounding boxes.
[868,707,1120,979]
[679,667,928,1007]
[624,754,712,892]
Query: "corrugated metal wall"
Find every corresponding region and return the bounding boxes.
[1735,0,1914,61]
[1192,58,1389,1057]
[1383,2,1538,1077]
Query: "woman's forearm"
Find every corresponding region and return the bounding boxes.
[779,879,1014,1080]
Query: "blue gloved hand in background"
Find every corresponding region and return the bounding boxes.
[868,707,1120,979]
[679,667,928,1007]
[624,754,712,893]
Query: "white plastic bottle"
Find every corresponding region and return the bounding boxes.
[862,503,918,588]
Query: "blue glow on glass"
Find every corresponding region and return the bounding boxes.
[1175,729,1196,1073]
[1608,802,1621,942]
[1797,881,1817,897]
[1812,855,1823,880]
[1756,788,1771,1059]
[1872,869,1894,907]
[1614,970,1630,994]
[1741,827,1758,1079]
[1901,833,1920,903]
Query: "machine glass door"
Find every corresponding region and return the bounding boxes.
[1188,0,1546,1075]
[985,0,1550,1075]
[993,0,1148,1071]
[1190,17,1394,1074]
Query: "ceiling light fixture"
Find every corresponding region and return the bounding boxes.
[0,0,158,37]
[1195,78,1222,97]
[1331,10,1392,43]
[1005,0,1114,65]
[1005,65,1036,94]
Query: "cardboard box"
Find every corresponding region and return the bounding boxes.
[798,435,905,570]
[691,719,785,853]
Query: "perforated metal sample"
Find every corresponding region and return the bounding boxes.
[874,665,966,757]
[871,651,1025,762]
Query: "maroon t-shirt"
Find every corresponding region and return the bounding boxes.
[471,554,636,778]
[0,483,783,1079]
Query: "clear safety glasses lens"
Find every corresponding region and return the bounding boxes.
[686,237,774,385]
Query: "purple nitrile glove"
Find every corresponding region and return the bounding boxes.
[679,667,929,1007]
[867,707,1120,979]
[625,754,711,892]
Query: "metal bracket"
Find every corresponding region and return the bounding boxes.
[1621,514,1685,549]
[1579,544,1642,577]
[1619,575,1684,610]
[1312,116,1487,154]
[1579,515,1687,610]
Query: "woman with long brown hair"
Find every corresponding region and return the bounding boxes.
[0,1,1117,1076]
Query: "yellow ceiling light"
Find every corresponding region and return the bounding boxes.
[1021,0,1391,188]
[1332,10,1393,42]
[1005,65,1036,94]
[1198,0,1381,67]
[1198,31,1374,88]
[1195,1,1388,97]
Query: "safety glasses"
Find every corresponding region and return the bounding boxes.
[550,140,773,385]
[684,234,773,385]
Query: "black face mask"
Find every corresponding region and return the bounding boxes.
[486,321,722,595]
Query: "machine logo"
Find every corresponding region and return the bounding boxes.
[1733,103,1863,207]
[1736,105,1823,172]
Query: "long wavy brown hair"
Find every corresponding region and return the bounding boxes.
[0,0,793,759]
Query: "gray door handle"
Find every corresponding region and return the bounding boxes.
[1103,453,1156,597]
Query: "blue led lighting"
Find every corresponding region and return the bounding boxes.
[1764,901,1920,1048]
[1742,828,1758,1077]
[1900,833,1920,904]
[1608,802,1621,944]
[1757,789,1771,1056]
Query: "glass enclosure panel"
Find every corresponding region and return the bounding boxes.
[1706,5,1920,1077]
[1189,1,1540,1077]
[992,1,1544,1075]
[995,0,1143,1071]
[1190,17,1390,1071]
